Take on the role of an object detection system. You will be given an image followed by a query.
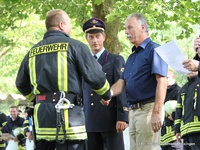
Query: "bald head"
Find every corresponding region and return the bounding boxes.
[45,9,72,35]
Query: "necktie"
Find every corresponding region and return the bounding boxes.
[93,55,97,60]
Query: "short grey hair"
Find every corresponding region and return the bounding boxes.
[126,13,149,35]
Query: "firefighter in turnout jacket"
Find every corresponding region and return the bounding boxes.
[160,70,181,150]
[175,37,200,150]
[15,9,111,150]
[174,75,200,150]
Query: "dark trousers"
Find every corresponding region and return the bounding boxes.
[183,133,200,150]
[87,132,124,150]
[36,139,86,150]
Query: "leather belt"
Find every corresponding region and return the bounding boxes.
[36,91,82,106]
[129,97,155,110]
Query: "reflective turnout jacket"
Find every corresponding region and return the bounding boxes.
[15,30,111,141]
[160,83,180,145]
[174,76,200,137]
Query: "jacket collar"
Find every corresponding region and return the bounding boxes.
[43,30,69,39]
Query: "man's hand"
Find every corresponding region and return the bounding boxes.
[182,59,199,72]
[168,114,174,121]
[116,121,128,133]
[13,136,18,142]
[26,132,33,140]
[100,99,111,106]
[187,71,198,78]
[151,110,163,133]
[176,133,181,143]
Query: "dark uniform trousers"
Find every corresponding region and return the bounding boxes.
[87,132,124,150]
[36,140,86,150]
[182,133,200,150]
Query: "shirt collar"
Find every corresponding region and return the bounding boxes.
[132,37,150,52]
[92,48,105,60]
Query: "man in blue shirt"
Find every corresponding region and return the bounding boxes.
[103,13,168,150]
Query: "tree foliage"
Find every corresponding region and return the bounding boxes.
[1,0,200,54]
[0,0,199,94]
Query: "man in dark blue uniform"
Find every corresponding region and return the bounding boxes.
[82,18,129,150]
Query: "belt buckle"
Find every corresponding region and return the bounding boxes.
[137,103,140,109]
[129,103,143,110]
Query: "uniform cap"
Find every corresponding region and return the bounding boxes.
[82,18,106,33]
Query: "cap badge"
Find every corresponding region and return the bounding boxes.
[90,19,98,24]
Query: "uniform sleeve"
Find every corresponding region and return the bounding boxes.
[1,121,8,133]
[76,44,111,100]
[113,56,128,123]
[17,119,27,141]
[0,113,7,134]
[174,90,183,134]
[15,54,36,102]
[152,51,168,77]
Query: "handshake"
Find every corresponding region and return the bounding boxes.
[100,89,113,106]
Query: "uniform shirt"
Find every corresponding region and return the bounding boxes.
[92,48,105,60]
[121,37,167,104]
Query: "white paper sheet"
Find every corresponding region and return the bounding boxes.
[155,40,190,74]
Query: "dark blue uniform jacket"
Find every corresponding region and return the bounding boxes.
[83,50,129,132]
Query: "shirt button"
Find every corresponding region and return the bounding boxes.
[91,103,94,105]
[90,93,93,96]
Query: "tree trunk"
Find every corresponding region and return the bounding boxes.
[92,0,122,54]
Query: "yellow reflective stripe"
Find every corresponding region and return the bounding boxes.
[24,92,36,102]
[181,93,185,116]
[64,106,69,128]
[160,132,176,145]
[23,120,29,129]
[29,55,40,94]
[34,103,40,132]
[194,115,199,122]
[36,132,87,141]
[36,126,86,134]
[166,126,171,134]
[58,50,68,91]
[176,103,182,108]
[93,80,110,95]
[181,122,200,136]
[0,143,5,148]
[181,122,200,131]
[174,119,181,125]
[2,121,7,127]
